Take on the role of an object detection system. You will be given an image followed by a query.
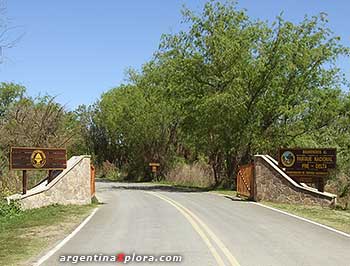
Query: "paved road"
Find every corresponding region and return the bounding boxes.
[40,181,350,266]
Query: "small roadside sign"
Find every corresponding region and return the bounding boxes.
[149,162,160,173]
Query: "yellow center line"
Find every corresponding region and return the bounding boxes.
[147,191,225,266]
[147,192,241,266]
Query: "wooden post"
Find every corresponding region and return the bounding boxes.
[90,165,95,197]
[48,170,53,183]
[22,170,27,195]
[317,177,325,192]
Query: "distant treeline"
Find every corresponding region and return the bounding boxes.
[1,2,350,204]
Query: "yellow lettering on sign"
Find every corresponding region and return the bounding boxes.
[297,156,313,162]
[313,157,332,162]
[301,163,309,169]
[315,164,327,169]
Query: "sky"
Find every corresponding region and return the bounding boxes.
[1,0,349,109]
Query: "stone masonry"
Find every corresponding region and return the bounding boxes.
[254,155,336,207]
[11,156,92,209]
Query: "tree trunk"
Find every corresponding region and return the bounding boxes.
[225,153,238,189]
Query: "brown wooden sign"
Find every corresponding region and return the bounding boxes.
[278,148,336,181]
[10,147,67,170]
[149,162,160,173]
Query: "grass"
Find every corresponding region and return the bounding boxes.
[210,189,237,197]
[262,201,350,234]
[0,204,96,266]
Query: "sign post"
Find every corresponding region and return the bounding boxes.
[278,148,336,192]
[22,170,27,195]
[149,162,160,181]
[10,147,67,194]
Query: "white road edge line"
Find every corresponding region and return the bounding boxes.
[33,207,99,266]
[253,202,350,238]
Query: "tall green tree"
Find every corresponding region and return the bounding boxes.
[153,1,349,185]
[92,80,179,180]
[0,82,25,117]
[86,1,349,188]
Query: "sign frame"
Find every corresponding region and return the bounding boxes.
[278,147,337,192]
[10,147,67,171]
[278,148,336,175]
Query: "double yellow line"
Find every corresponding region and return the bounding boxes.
[147,192,240,266]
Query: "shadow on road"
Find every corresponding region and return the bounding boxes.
[97,179,213,193]
[111,184,211,193]
[96,180,247,202]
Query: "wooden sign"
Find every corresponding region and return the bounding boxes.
[279,148,336,172]
[278,148,336,184]
[278,148,337,192]
[149,162,160,173]
[10,147,67,170]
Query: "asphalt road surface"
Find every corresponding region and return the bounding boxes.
[40,181,350,266]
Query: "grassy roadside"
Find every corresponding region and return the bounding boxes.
[262,202,350,234]
[0,204,97,266]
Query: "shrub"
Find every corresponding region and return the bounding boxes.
[0,200,22,218]
[100,161,122,181]
[165,161,214,188]
[0,171,22,198]
[327,175,350,210]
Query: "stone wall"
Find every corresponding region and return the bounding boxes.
[254,155,336,207]
[11,156,92,209]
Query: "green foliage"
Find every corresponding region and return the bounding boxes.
[0,82,25,117]
[0,84,89,195]
[100,161,122,181]
[89,82,179,180]
[0,200,22,218]
[1,1,349,194]
[91,195,100,205]
[165,161,215,188]
[79,1,350,189]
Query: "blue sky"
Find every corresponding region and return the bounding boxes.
[1,0,349,109]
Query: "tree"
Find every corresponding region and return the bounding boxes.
[86,1,349,188]
[153,1,349,186]
[0,82,25,117]
[90,80,179,180]
[0,2,22,64]
[0,88,87,194]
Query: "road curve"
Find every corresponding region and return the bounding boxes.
[39,181,350,266]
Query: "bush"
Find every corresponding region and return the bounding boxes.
[0,171,22,198]
[327,175,350,210]
[91,195,100,205]
[0,200,22,218]
[100,161,122,181]
[165,161,214,188]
